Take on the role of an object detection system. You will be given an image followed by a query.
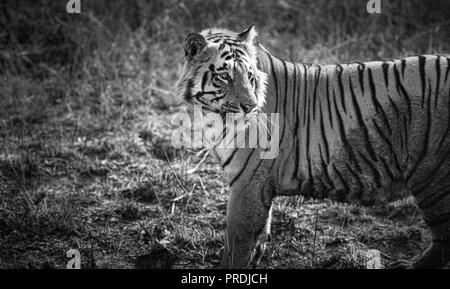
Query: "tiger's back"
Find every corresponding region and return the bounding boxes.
[271,54,450,208]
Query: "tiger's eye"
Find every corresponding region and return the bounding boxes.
[219,73,229,80]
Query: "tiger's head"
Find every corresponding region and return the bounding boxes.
[176,26,268,116]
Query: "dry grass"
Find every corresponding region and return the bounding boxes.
[0,0,448,268]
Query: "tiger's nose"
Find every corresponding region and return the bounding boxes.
[240,103,256,113]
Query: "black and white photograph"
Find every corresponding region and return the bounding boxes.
[1,0,450,276]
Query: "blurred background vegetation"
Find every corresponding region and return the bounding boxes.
[0,0,449,268]
[2,0,449,123]
[2,0,450,114]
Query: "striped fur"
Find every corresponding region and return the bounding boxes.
[177,26,450,268]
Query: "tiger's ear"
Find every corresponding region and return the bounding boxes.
[183,33,207,60]
[238,25,257,43]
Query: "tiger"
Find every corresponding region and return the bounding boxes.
[176,25,450,269]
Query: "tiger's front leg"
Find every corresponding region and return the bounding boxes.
[220,179,274,269]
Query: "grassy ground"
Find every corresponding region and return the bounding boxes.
[1,0,449,268]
